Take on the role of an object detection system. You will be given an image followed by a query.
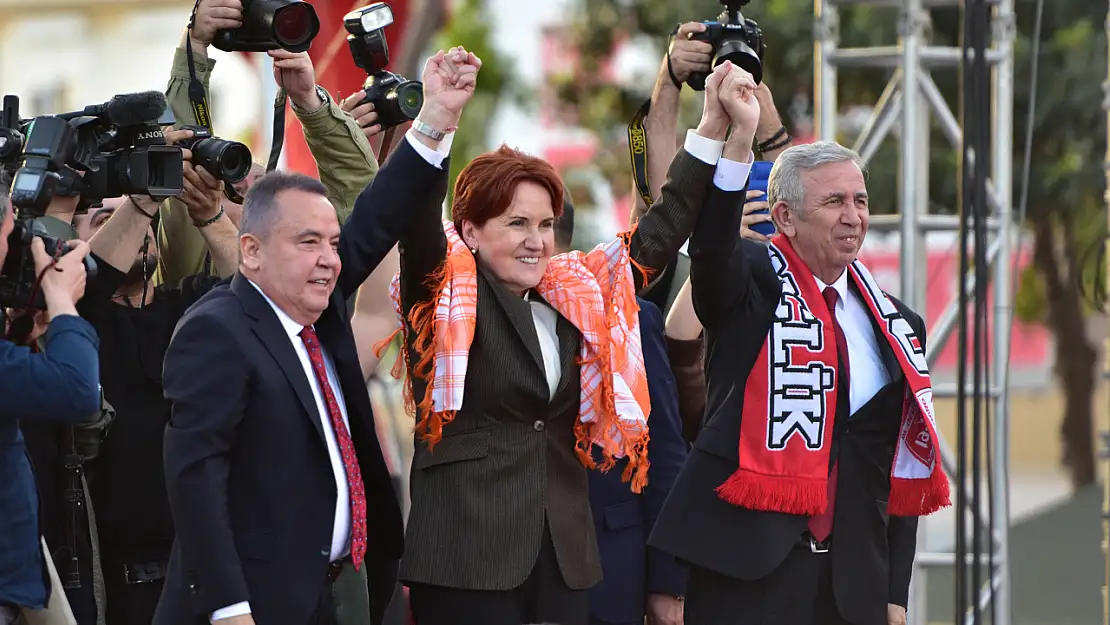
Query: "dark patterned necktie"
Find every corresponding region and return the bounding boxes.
[809,287,849,541]
[300,326,367,569]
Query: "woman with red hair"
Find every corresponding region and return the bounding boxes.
[389,51,761,625]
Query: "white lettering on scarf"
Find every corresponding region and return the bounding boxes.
[766,247,836,451]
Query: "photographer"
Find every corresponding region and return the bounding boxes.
[157,0,383,287]
[0,174,102,625]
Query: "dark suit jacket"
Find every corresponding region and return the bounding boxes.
[587,298,687,625]
[397,149,717,592]
[648,185,924,625]
[0,316,101,610]
[154,140,441,625]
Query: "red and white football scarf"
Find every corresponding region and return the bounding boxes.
[716,235,951,517]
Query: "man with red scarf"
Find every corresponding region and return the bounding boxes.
[648,141,950,625]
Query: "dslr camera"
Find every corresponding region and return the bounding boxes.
[687,0,766,90]
[212,0,320,53]
[176,126,253,185]
[345,3,423,130]
[0,92,185,309]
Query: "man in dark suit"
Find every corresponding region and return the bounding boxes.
[0,178,103,624]
[649,141,948,625]
[554,200,689,625]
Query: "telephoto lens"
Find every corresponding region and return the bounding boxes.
[178,126,253,184]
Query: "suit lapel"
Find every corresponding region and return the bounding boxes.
[847,279,902,383]
[553,313,579,396]
[232,274,327,446]
[478,267,546,376]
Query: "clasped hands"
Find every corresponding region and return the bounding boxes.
[695,61,762,150]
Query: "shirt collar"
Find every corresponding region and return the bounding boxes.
[813,270,849,310]
[247,278,310,339]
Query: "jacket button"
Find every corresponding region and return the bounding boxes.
[321,548,330,556]
[533,420,545,432]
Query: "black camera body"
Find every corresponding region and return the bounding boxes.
[688,0,765,90]
[0,92,184,309]
[0,217,97,310]
[213,0,320,53]
[73,119,185,203]
[177,126,253,184]
[345,3,423,130]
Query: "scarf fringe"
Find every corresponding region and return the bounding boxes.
[715,470,827,516]
[566,230,652,492]
[404,252,466,450]
[888,465,952,517]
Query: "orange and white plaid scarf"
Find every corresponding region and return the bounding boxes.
[382,220,652,492]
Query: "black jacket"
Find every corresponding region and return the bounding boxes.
[152,140,440,625]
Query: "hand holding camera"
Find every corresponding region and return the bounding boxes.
[340,92,382,140]
[419,46,481,133]
[668,22,714,85]
[32,237,91,320]
[190,0,245,49]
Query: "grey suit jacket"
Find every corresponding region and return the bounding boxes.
[396,148,716,592]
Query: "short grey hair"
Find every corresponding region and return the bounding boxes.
[239,171,328,238]
[766,141,866,214]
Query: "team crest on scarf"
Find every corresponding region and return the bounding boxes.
[717,235,951,518]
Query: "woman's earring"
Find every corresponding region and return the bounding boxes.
[470,247,478,254]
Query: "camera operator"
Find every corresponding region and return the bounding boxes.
[0,173,102,625]
[157,0,383,287]
[36,127,237,625]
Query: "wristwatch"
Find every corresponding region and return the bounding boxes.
[412,118,448,141]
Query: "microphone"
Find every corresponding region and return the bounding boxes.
[59,91,168,126]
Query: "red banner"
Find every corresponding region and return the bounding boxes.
[281,0,412,176]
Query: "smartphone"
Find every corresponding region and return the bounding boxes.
[747,160,775,237]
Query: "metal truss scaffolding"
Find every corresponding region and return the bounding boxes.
[812,0,1015,624]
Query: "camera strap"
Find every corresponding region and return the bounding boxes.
[184,1,266,201]
[626,27,683,208]
[267,90,286,173]
[627,99,653,207]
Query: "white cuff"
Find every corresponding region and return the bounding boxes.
[683,129,725,166]
[211,602,251,621]
[714,151,755,191]
[404,129,453,170]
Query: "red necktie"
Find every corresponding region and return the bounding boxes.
[809,287,849,542]
[300,326,367,570]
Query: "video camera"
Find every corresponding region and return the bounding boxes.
[345,3,423,130]
[0,91,185,309]
[212,0,320,53]
[687,0,766,90]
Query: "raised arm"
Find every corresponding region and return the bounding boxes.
[338,47,479,301]
[628,61,760,286]
[271,49,380,223]
[629,22,712,227]
[156,5,228,286]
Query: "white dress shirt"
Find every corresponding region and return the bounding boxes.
[814,272,891,415]
[211,281,354,622]
[524,292,561,398]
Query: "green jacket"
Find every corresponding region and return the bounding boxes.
[155,46,380,287]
